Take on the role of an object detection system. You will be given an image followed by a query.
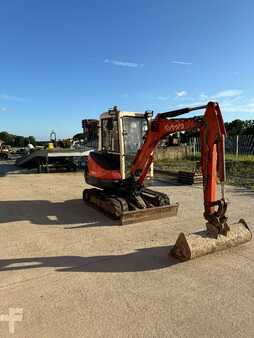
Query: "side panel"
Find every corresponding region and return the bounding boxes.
[87,156,121,180]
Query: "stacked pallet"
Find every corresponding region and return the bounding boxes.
[177,171,203,185]
[154,169,178,184]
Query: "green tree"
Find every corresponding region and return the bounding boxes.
[28,136,36,146]
[243,120,254,135]
[13,136,25,147]
[0,132,37,147]
[0,131,11,144]
[225,119,254,136]
[225,119,245,135]
[73,133,84,141]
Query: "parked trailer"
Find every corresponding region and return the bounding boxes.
[16,148,91,173]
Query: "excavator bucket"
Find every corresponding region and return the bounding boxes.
[170,219,252,261]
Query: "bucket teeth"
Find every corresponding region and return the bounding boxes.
[170,233,191,261]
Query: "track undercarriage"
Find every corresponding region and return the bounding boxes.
[83,186,179,225]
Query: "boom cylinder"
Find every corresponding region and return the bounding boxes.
[158,104,208,119]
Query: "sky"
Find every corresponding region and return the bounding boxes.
[1,0,254,140]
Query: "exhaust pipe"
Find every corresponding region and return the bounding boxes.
[170,219,252,261]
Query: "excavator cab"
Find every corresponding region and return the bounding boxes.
[85,107,153,189]
[84,106,177,224]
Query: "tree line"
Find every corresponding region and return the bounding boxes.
[224,120,254,136]
[0,131,36,147]
[1,119,253,148]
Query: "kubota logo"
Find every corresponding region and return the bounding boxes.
[164,122,185,133]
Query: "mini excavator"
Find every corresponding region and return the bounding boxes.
[83,102,251,260]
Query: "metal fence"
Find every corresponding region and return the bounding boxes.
[189,135,254,159]
[155,135,254,190]
[225,135,254,158]
[190,135,254,189]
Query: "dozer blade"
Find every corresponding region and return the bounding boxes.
[83,188,179,225]
[170,219,252,261]
[120,203,179,225]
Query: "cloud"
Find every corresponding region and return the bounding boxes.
[171,90,254,118]
[221,101,254,114]
[198,91,254,115]
[171,60,192,65]
[0,94,25,102]
[214,89,242,99]
[104,59,144,68]
[0,107,7,112]
[176,90,187,97]
[200,93,208,100]
[156,95,170,101]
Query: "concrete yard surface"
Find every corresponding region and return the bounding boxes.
[0,161,254,337]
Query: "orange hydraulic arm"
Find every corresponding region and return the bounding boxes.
[130,102,228,234]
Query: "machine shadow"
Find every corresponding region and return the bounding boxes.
[0,161,22,177]
[0,246,181,273]
[0,199,118,227]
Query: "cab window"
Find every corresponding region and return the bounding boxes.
[122,117,147,155]
[101,118,120,153]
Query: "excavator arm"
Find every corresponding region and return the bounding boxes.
[130,102,228,235]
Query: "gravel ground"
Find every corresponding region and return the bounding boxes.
[0,160,254,337]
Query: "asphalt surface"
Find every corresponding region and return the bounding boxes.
[0,160,254,337]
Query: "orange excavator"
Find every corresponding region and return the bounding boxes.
[83,102,251,260]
